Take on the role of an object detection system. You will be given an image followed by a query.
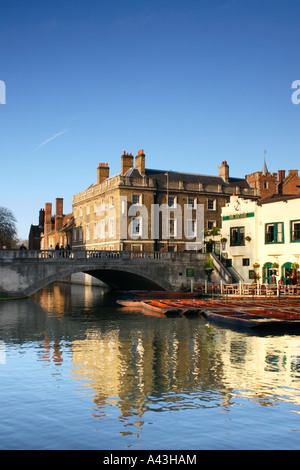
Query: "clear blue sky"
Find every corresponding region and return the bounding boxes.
[1,0,300,240]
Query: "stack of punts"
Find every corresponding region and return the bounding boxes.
[117,296,300,330]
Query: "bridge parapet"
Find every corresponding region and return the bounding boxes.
[0,249,205,261]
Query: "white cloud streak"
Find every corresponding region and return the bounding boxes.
[34,129,67,151]
[34,115,79,151]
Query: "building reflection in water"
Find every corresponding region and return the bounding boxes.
[33,284,300,442]
[68,324,300,429]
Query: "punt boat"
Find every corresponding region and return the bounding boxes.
[202,308,300,330]
[117,299,182,317]
[151,299,202,316]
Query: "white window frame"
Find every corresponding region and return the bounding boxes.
[208,199,216,211]
[188,197,196,209]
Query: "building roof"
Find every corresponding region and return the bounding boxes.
[59,214,74,232]
[144,168,252,190]
[259,193,300,205]
[262,156,268,175]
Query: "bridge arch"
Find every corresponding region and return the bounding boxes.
[84,268,170,291]
[6,265,172,298]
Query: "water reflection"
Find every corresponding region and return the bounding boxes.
[32,285,300,414]
[2,282,300,448]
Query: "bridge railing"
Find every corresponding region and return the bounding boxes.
[0,249,206,261]
[0,249,75,259]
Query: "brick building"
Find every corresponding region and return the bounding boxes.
[246,156,300,200]
[72,150,257,252]
[40,198,73,250]
[28,209,45,249]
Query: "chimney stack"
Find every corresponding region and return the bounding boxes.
[39,209,45,228]
[219,161,229,182]
[135,149,145,175]
[97,162,110,184]
[121,151,134,175]
[55,198,64,232]
[44,203,52,234]
[278,170,285,183]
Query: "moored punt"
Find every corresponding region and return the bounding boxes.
[117,299,184,316]
[141,300,183,317]
[116,299,169,317]
[116,300,145,308]
[118,306,166,318]
[237,307,300,320]
[202,308,300,330]
[153,299,202,317]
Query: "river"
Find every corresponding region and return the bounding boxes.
[0,282,300,450]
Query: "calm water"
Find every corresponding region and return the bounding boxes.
[0,282,300,450]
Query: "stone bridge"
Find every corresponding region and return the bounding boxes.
[0,249,232,298]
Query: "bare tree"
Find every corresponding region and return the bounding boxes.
[0,206,18,248]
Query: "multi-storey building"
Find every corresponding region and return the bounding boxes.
[221,193,300,284]
[72,150,257,252]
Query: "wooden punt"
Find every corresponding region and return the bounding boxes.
[117,299,184,317]
[116,300,145,308]
[237,307,300,320]
[153,299,202,316]
[202,308,300,330]
[139,300,183,316]
[117,300,170,318]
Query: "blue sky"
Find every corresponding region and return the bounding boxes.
[1,0,300,240]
